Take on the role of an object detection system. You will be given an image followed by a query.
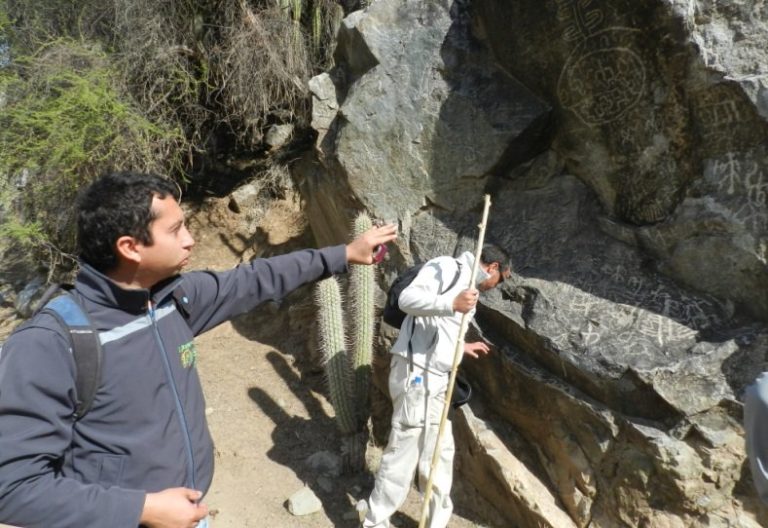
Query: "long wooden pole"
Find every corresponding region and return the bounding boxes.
[418,194,492,528]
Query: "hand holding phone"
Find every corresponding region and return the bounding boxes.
[373,243,388,263]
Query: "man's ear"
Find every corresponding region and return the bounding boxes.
[115,235,141,265]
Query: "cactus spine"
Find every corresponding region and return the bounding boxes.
[315,211,377,471]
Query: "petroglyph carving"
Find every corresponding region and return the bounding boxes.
[710,152,768,231]
[699,99,743,128]
[634,313,697,347]
[693,85,766,153]
[555,0,646,125]
[623,338,655,359]
[556,0,604,42]
[713,153,741,195]
[551,333,571,351]
[547,262,722,353]
[580,321,602,346]
[558,32,646,125]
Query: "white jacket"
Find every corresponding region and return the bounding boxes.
[390,251,489,376]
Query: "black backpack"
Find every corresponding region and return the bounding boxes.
[382,260,462,328]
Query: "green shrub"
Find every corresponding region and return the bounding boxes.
[0,0,354,273]
[0,39,185,268]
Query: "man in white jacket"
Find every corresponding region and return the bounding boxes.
[745,373,768,503]
[361,245,511,528]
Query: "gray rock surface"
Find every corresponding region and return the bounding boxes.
[296,0,768,526]
[474,0,768,321]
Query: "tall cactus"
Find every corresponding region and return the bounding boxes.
[315,211,378,472]
[290,0,303,54]
[311,4,322,52]
[349,212,374,422]
[316,277,356,435]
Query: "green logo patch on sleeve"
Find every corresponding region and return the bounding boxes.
[178,341,199,368]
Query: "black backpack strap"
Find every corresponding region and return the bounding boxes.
[441,260,462,294]
[408,317,416,374]
[41,290,102,421]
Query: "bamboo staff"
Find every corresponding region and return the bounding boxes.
[418,194,491,528]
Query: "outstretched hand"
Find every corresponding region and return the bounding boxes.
[346,223,398,264]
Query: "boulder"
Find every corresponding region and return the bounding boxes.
[295,0,768,526]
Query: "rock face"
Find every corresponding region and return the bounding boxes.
[474,0,768,321]
[296,0,768,526]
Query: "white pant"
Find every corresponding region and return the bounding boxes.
[363,355,455,528]
[746,372,768,503]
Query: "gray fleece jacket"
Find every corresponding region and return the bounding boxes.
[0,245,347,527]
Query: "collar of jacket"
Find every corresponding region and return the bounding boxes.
[75,262,184,315]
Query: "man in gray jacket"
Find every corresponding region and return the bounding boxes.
[0,171,396,528]
[361,245,511,528]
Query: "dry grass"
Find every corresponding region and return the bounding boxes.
[0,0,349,276]
[215,2,311,146]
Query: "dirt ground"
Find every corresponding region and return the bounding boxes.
[186,196,486,527]
[197,319,484,528]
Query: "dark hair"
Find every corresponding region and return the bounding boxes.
[480,243,511,272]
[77,171,180,272]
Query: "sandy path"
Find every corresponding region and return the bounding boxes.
[196,315,486,528]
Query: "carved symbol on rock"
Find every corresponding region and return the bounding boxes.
[557,0,604,42]
[557,28,646,126]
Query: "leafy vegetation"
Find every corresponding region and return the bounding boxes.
[0,40,186,270]
[0,0,362,276]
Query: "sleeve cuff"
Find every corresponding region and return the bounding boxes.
[325,244,349,274]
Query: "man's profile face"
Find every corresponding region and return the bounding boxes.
[134,195,195,285]
[478,262,509,291]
